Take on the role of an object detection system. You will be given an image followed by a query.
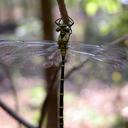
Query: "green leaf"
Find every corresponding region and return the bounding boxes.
[86,2,98,16]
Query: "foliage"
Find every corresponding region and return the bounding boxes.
[83,0,121,16]
[16,18,42,38]
[113,10,128,36]
[112,114,128,128]
[80,0,128,42]
[30,86,45,106]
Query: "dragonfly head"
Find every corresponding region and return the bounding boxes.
[56,24,70,31]
[55,17,74,40]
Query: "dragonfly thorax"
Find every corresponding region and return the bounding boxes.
[57,25,71,57]
[58,38,68,57]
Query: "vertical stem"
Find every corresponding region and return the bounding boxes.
[41,0,58,128]
[41,0,54,40]
[56,0,69,24]
[59,56,65,128]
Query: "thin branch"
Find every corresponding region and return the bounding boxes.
[0,63,19,112]
[56,0,69,24]
[0,62,21,128]
[65,59,89,79]
[111,34,128,45]
[0,100,37,128]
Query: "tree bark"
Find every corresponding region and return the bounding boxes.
[41,0,58,128]
[41,0,54,40]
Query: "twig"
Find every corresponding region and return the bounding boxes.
[0,63,19,112]
[38,65,61,128]
[111,34,128,45]
[56,0,69,24]
[0,63,21,128]
[65,59,89,79]
[0,100,37,128]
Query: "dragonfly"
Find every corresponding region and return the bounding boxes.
[0,17,127,128]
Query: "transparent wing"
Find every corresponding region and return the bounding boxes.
[96,45,128,69]
[0,40,59,65]
[68,42,103,58]
[0,40,61,77]
[68,42,105,63]
[68,42,128,69]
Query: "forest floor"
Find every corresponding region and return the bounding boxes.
[0,77,128,128]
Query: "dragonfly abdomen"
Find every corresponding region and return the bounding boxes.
[59,56,65,128]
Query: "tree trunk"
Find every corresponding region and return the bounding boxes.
[41,0,59,128]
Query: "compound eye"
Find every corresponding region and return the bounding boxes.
[56,27,61,32]
[65,27,70,32]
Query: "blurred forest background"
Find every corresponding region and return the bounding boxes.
[0,0,128,128]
